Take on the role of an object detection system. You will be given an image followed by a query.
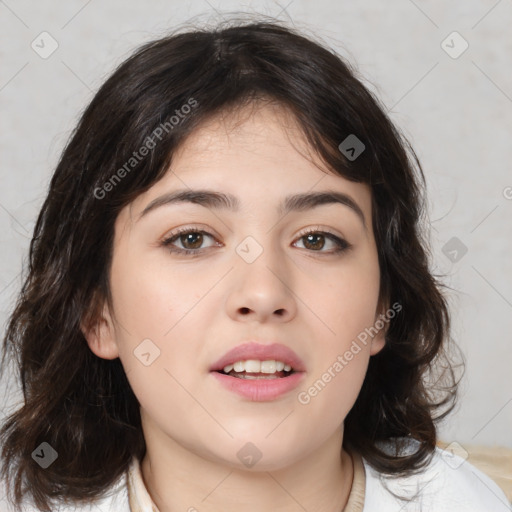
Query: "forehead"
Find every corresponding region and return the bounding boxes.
[179,101,306,154]
[125,102,372,225]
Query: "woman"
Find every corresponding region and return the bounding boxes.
[1,18,508,512]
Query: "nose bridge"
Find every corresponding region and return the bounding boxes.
[234,219,283,269]
[228,206,295,282]
[228,226,296,316]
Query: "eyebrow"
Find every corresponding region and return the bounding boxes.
[137,188,367,229]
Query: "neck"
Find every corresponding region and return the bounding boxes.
[140,413,354,512]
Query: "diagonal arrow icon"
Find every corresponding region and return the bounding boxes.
[338,134,365,161]
[31,442,58,468]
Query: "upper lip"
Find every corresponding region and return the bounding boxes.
[209,342,306,372]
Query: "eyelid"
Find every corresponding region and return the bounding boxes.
[295,224,346,240]
[294,226,352,253]
[160,224,346,241]
[159,224,218,243]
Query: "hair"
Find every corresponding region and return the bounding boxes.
[0,15,462,512]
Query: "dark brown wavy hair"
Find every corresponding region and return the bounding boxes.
[0,15,461,512]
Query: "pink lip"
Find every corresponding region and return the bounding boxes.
[209,342,306,372]
[211,371,306,401]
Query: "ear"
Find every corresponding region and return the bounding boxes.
[370,297,389,356]
[81,301,119,360]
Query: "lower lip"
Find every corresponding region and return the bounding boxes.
[210,371,306,401]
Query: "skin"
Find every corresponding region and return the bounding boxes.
[83,101,387,512]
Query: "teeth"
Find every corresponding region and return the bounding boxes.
[236,374,280,380]
[245,360,261,373]
[222,360,293,374]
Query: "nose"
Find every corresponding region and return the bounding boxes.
[225,238,298,324]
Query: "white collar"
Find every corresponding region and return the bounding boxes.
[126,451,366,512]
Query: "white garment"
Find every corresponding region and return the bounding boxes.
[9,440,511,511]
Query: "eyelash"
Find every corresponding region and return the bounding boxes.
[160,226,352,258]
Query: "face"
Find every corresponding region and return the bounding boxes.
[84,102,386,471]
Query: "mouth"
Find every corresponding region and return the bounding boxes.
[208,342,306,400]
[209,342,306,373]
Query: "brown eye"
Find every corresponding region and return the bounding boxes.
[161,229,217,255]
[302,233,326,251]
[160,227,351,257]
[179,232,204,250]
[294,229,351,254]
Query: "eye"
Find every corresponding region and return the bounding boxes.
[293,227,351,254]
[161,228,218,256]
[160,226,351,257]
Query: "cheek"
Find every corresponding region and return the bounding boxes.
[295,251,379,418]
[110,248,216,340]
[318,251,381,346]
[299,341,371,427]
[109,250,213,406]
[288,324,371,457]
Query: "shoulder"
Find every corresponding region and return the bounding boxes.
[361,438,511,512]
[2,472,131,512]
[59,475,131,512]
